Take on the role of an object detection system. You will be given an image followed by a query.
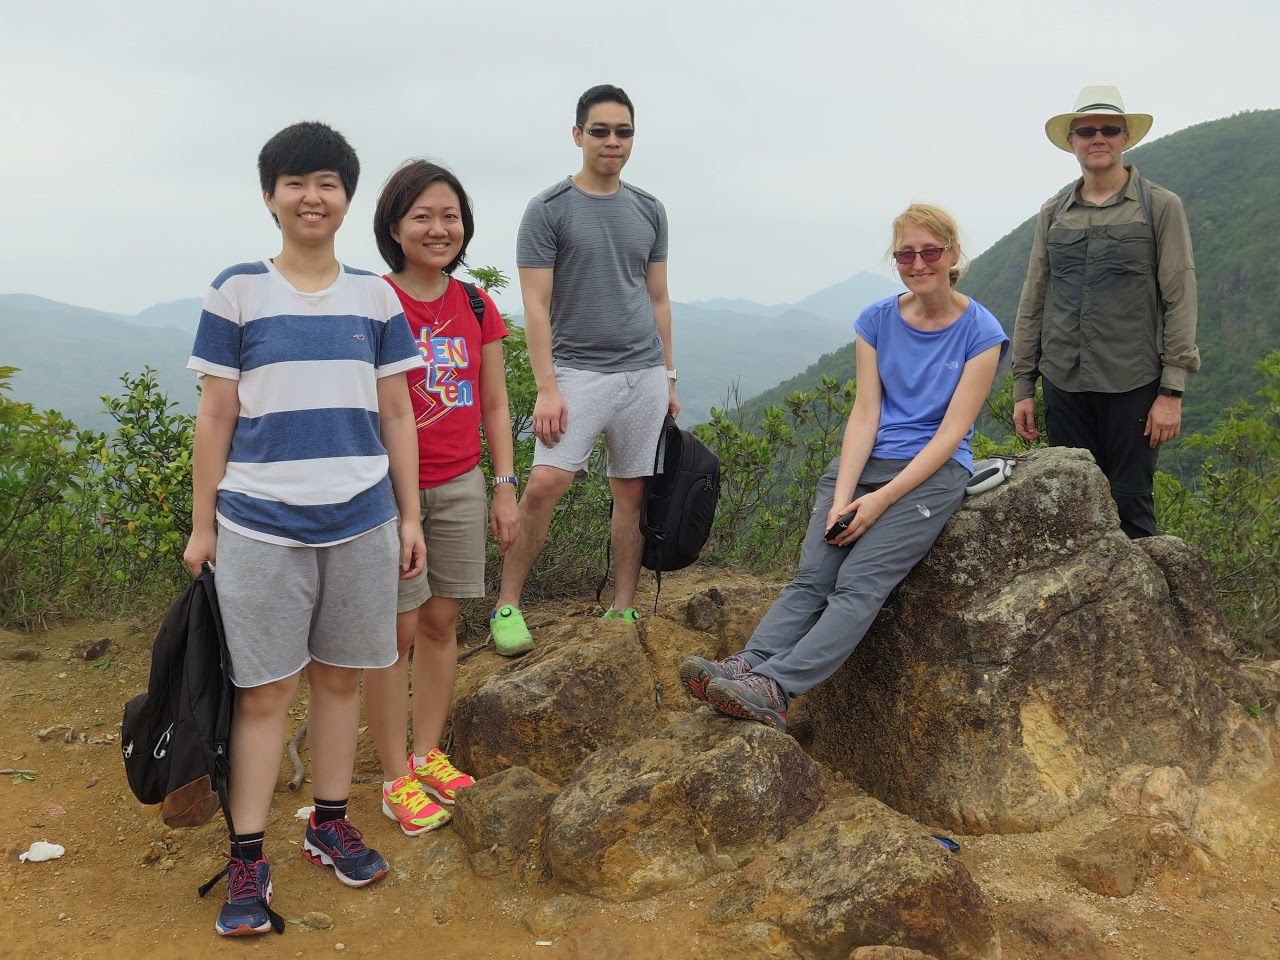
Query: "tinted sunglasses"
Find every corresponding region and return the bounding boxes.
[579,125,635,139]
[1071,125,1126,138]
[892,245,950,265]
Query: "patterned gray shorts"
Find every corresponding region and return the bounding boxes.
[534,364,668,478]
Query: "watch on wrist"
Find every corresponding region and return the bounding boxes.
[492,475,518,488]
[666,369,678,382]
[1157,387,1183,398]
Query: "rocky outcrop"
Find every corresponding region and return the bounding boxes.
[712,797,999,960]
[544,716,824,901]
[451,620,665,783]
[452,765,558,882]
[805,447,1271,833]
[442,447,1271,957]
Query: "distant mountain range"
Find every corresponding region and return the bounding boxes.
[1,273,899,429]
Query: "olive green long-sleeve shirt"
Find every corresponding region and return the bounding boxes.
[1011,166,1200,401]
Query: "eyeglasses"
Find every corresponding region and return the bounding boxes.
[578,125,635,139]
[1071,125,1126,138]
[892,245,950,265]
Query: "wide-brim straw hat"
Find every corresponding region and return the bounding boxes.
[1045,84,1153,152]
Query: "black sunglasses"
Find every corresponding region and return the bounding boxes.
[1071,125,1126,138]
[892,245,950,265]
[578,125,635,139]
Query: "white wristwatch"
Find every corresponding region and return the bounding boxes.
[666,369,678,382]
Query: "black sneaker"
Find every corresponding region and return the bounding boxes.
[215,858,273,937]
[678,654,752,702]
[706,672,789,732]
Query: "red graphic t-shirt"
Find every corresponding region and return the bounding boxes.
[384,276,509,488]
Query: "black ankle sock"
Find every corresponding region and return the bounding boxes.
[231,831,265,862]
[313,797,348,825]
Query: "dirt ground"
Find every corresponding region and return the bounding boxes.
[2,569,1279,960]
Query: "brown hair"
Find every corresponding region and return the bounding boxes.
[373,160,474,275]
[888,203,966,287]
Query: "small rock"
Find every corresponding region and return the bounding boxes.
[303,911,333,930]
[1271,897,1279,912]
[79,637,113,661]
[335,944,344,952]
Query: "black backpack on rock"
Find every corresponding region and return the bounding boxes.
[640,414,721,577]
[122,566,234,828]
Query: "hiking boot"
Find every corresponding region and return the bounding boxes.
[382,775,450,835]
[601,607,641,623]
[706,672,789,732]
[490,604,533,656]
[303,815,389,887]
[411,749,475,806]
[678,654,752,703]
[215,858,273,937]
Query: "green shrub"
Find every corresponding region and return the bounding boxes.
[0,367,99,626]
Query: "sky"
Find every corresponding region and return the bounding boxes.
[1,0,1275,318]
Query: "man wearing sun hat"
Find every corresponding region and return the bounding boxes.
[1011,84,1200,538]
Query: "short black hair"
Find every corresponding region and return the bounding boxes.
[373,160,475,275]
[257,121,360,202]
[575,84,634,128]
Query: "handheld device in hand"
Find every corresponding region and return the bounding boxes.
[825,510,857,541]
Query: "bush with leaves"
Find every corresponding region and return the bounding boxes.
[86,367,195,606]
[696,375,855,570]
[0,367,100,626]
[1156,351,1280,652]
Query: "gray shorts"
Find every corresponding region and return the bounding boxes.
[215,522,399,688]
[534,364,668,478]
[396,465,488,613]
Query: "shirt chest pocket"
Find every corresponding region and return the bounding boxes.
[1047,227,1087,280]
[1096,222,1154,276]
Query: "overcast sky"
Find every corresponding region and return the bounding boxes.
[2,0,1275,318]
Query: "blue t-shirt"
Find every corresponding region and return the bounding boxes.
[854,295,1008,473]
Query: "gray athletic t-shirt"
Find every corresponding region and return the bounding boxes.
[516,177,668,372]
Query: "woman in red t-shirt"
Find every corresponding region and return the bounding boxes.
[364,160,519,835]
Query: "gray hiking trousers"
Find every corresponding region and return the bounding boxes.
[735,456,968,697]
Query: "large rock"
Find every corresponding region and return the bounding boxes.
[451,621,664,784]
[806,447,1270,833]
[712,796,999,960]
[544,715,824,901]
[452,766,559,882]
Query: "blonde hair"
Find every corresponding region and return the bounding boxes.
[888,203,966,287]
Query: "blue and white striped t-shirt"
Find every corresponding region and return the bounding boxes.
[188,260,423,547]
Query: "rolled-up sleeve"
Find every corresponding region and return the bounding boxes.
[1011,205,1051,401]
[1153,191,1200,391]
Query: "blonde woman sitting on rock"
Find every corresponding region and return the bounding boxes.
[680,204,1008,732]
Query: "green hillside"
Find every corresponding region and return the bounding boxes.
[742,109,1280,473]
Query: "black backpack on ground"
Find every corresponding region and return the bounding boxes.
[640,414,721,581]
[121,567,282,930]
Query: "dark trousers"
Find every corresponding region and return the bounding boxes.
[1043,377,1160,539]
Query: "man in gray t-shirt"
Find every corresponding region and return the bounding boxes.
[490,83,677,655]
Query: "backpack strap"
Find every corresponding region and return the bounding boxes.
[1133,172,1165,329]
[459,281,486,329]
[1047,185,1074,229]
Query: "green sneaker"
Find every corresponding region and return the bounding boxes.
[490,604,533,656]
[602,607,640,623]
